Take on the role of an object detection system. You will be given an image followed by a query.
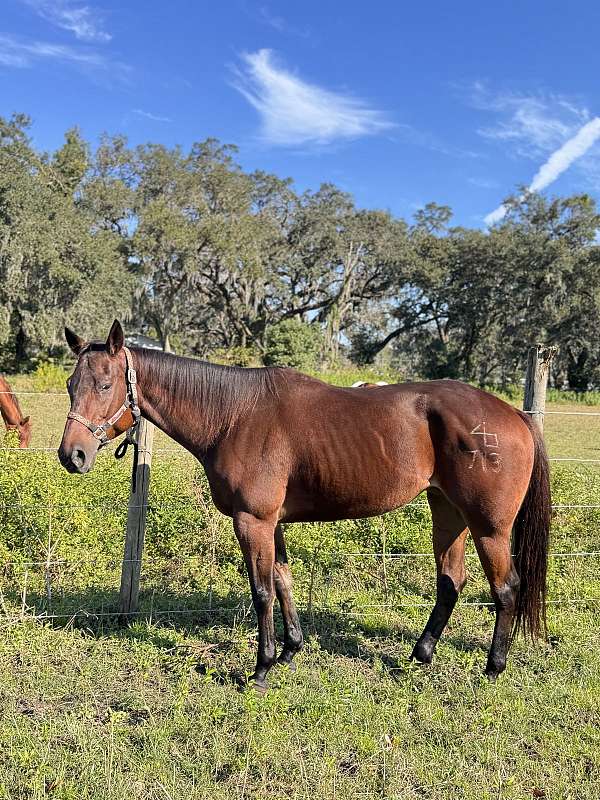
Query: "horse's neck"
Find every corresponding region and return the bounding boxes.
[131,348,256,456]
[0,379,21,426]
[132,349,205,453]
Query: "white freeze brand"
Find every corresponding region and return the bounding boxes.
[467,422,502,473]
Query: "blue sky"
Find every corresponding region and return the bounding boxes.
[2,0,600,226]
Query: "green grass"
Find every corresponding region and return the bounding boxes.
[0,609,598,800]
[0,373,599,798]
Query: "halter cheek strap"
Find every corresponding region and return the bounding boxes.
[67,347,141,448]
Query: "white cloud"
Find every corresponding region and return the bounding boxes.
[20,0,111,43]
[528,118,600,191]
[466,84,600,224]
[470,84,590,159]
[484,117,600,225]
[0,32,130,85]
[132,109,172,123]
[484,204,509,226]
[0,33,106,67]
[480,99,575,156]
[232,49,393,146]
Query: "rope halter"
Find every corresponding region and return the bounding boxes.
[66,346,141,451]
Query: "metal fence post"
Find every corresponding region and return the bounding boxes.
[119,418,154,617]
[523,344,558,431]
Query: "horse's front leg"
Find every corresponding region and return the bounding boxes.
[233,511,278,692]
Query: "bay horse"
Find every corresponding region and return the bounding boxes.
[58,321,551,691]
[0,376,31,448]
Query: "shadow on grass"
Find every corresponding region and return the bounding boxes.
[1,581,493,683]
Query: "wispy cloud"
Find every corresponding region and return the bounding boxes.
[0,33,106,67]
[469,83,590,159]
[256,6,311,38]
[20,0,111,43]
[0,47,29,68]
[258,6,286,32]
[0,32,130,85]
[466,83,600,224]
[485,117,600,224]
[132,109,172,123]
[231,49,393,146]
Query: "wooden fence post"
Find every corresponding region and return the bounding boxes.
[119,417,154,618]
[523,344,558,432]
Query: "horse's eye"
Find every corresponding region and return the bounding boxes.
[100,383,112,392]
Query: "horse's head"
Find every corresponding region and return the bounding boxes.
[4,416,31,448]
[58,320,139,474]
[16,416,31,448]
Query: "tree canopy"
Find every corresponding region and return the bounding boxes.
[2,114,599,389]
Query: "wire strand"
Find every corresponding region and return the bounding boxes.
[1,548,599,569]
[3,596,599,622]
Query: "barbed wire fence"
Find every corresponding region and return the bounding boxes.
[1,343,599,628]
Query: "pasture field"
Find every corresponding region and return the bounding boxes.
[0,372,599,799]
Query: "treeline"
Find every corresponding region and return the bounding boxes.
[2,113,600,389]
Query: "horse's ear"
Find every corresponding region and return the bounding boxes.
[106,319,124,356]
[65,327,87,355]
[20,416,30,426]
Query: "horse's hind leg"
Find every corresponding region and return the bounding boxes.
[411,488,468,665]
[470,522,520,679]
[274,524,304,670]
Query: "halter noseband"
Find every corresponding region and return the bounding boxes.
[67,346,141,449]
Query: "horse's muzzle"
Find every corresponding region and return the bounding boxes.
[58,443,95,474]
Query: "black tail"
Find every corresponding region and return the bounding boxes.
[512,413,552,639]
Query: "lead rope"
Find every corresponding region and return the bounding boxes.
[114,347,141,492]
[114,426,139,492]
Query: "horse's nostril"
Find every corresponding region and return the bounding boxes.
[71,448,86,470]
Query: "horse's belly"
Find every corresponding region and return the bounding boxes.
[281,470,427,523]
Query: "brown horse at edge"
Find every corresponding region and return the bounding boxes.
[58,321,551,691]
[0,376,31,448]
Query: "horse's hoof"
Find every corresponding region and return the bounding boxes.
[246,680,268,696]
[484,667,504,682]
[246,674,269,695]
[411,633,436,665]
[485,660,505,681]
[410,646,433,665]
[276,657,297,672]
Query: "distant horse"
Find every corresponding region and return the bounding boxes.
[0,376,31,448]
[58,321,551,691]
